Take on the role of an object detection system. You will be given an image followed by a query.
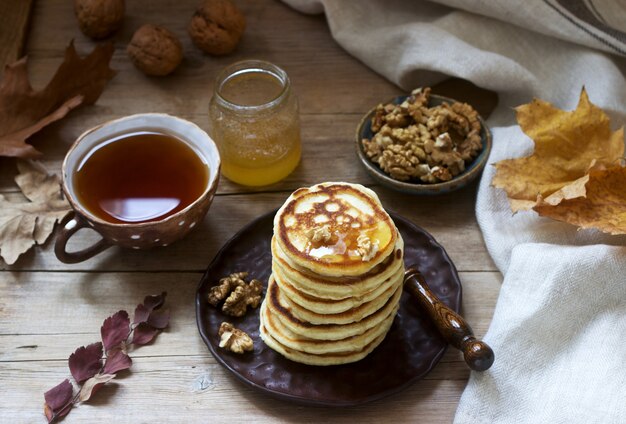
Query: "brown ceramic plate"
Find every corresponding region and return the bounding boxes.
[196,210,461,406]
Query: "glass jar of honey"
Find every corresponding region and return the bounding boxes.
[208,60,301,186]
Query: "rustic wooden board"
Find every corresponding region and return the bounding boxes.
[0,0,502,422]
[0,0,34,68]
[0,271,499,423]
[0,357,467,423]
[0,271,499,358]
[0,114,380,194]
[0,188,496,272]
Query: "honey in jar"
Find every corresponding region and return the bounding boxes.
[209,60,301,186]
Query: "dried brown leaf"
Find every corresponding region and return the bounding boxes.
[146,309,170,329]
[492,88,624,211]
[103,350,132,375]
[0,41,115,158]
[101,310,130,352]
[44,379,74,422]
[0,160,71,264]
[69,342,103,384]
[78,373,115,403]
[133,292,167,325]
[534,164,626,234]
[131,322,159,346]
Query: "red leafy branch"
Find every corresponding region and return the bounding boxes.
[43,292,169,423]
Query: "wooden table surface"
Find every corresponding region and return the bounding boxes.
[0,0,502,422]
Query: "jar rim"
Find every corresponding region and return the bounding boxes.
[213,60,290,112]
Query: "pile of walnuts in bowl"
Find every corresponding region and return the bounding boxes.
[361,87,483,183]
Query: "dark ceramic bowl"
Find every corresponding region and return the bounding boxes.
[356,94,492,195]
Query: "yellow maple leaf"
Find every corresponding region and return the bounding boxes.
[534,164,626,235]
[492,88,624,211]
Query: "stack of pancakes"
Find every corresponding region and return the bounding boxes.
[259,182,405,365]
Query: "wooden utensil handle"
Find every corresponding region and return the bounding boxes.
[404,268,494,371]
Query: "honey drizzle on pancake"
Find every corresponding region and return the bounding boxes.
[278,184,394,265]
[272,235,400,285]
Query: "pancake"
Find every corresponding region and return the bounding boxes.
[259,316,391,366]
[259,182,405,366]
[273,182,397,277]
[259,300,397,354]
[278,268,404,324]
[272,262,400,315]
[265,274,403,340]
[271,234,404,300]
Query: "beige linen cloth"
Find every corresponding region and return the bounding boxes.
[283,1,626,422]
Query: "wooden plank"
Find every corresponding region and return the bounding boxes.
[0,356,466,423]
[0,270,500,423]
[0,113,378,195]
[0,271,500,361]
[0,0,34,68]
[1,0,496,196]
[0,0,504,422]
[0,188,496,272]
[24,0,402,116]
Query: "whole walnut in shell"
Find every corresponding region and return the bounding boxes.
[74,0,125,39]
[127,24,183,77]
[188,0,246,56]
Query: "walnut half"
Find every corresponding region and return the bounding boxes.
[305,225,332,247]
[218,322,253,354]
[356,234,379,262]
[208,272,262,317]
[222,280,262,317]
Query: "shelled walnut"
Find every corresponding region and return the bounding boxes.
[356,234,379,262]
[218,322,253,354]
[305,225,332,246]
[362,87,483,183]
[208,272,262,317]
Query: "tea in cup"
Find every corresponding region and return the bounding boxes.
[55,113,220,263]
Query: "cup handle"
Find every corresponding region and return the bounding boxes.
[55,212,112,264]
[404,267,495,371]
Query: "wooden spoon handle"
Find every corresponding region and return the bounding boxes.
[404,268,494,371]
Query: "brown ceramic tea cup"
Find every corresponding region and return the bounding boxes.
[55,113,221,264]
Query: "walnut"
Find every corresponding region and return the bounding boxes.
[305,225,332,246]
[127,24,183,77]
[208,271,262,317]
[371,104,385,133]
[378,144,424,181]
[188,0,246,56]
[451,102,482,161]
[384,105,411,128]
[361,86,482,184]
[431,166,453,182]
[74,0,125,39]
[218,322,253,354]
[356,234,379,261]
[222,279,262,317]
[409,87,431,107]
[424,133,465,176]
[208,271,248,306]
